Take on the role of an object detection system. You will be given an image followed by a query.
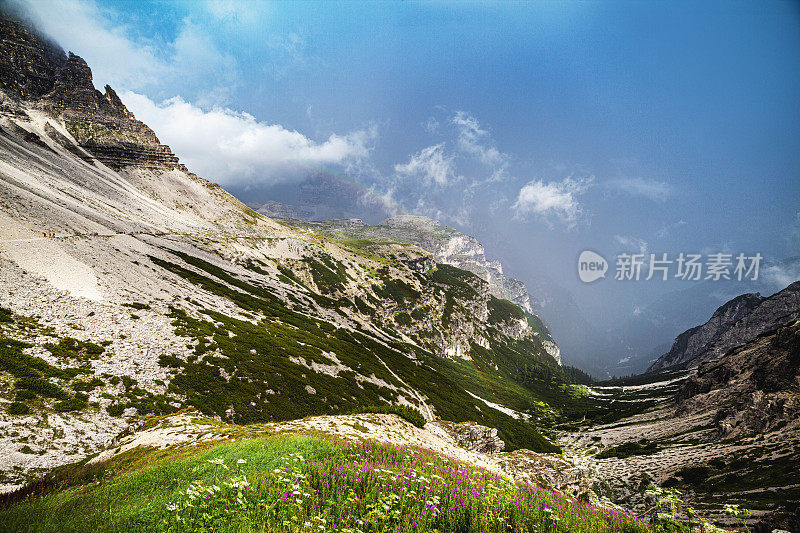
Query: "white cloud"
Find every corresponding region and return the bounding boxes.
[372,109,518,226]
[452,111,505,166]
[394,143,456,187]
[202,0,268,27]
[512,176,593,227]
[614,235,648,254]
[122,92,375,186]
[608,177,673,201]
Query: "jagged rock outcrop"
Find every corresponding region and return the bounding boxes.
[382,215,535,311]
[285,214,562,364]
[428,420,505,454]
[495,450,598,503]
[675,320,800,439]
[648,282,800,372]
[0,12,182,169]
[372,216,561,364]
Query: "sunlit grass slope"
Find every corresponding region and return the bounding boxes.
[0,433,650,533]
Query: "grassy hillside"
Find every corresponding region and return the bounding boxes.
[0,428,650,533]
[147,250,562,452]
[1,236,594,460]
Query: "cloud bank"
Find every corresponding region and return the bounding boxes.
[122,92,374,186]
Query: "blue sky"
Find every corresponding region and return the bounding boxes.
[14,0,800,365]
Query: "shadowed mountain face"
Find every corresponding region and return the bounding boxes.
[648,281,800,372]
[599,258,800,376]
[675,320,800,437]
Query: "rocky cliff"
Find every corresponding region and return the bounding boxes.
[647,281,800,372]
[675,320,800,439]
[382,215,535,312]
[0,12,182,170]
[277,214,561,364]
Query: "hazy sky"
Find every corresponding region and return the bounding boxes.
[12,0,800,355]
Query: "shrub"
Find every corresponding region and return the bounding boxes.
[106,404,125,416]
[158,354,183,368]
[352,404,426,428]
[0,306,12,322]
[675,466,710,485]
[303,257,348,294]
[14,389,36,401]
[8,402,29,415]
[487,296,525,325]
[54,395,88,412]
[16,376,68,400]
[596,439,659,459]
[72,377,104,391]
[44,338,105,360]
[394,311,412,327]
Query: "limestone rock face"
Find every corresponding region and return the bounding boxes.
[0,14,66,100]
[428,420,505,454]
[648,282,800,372]
[495,450,598,504]
[383,215,535,313]
[0,12,181,170]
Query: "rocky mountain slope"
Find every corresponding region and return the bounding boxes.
[0,10,581,491]
[262,213,561,364]
[563,320,800,532]
[676,319,800,440]
[648,281,800,372]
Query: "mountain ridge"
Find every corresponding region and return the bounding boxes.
[648,281,800,372]
[251,208,562,364]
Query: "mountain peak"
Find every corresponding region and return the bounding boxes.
[648,281,800,372]
[0,9,180,170]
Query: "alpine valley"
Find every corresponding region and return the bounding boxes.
[0,8,798,533]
